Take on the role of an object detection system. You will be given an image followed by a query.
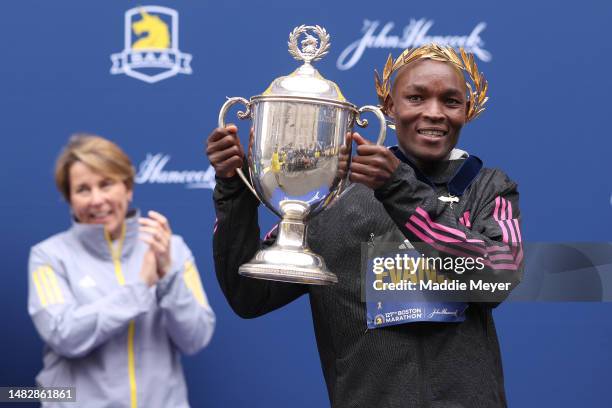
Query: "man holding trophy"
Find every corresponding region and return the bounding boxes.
[207,25,522,408]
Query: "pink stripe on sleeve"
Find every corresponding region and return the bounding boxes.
[415,207,466,239]
[504,200,517,244]
[406,222,519,270]
[408,218,513,257]
[494,197,509,243]
[494,196,501,220]
[507,198,513,219]
[463,211,472,228]
[512,218,524,264]
[264,224,279,241]
[506,219,517,246]
[409,216,461,243]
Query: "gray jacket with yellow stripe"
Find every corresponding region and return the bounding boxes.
[28,210,215,408]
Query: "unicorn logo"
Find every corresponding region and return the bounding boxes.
[110,6,192,83]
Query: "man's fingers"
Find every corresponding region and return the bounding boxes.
[351,153,390,169]
[352,132,372,146]
[208,126,237,143]
[350,161,387,177]
[349,172,374,185]
[355,144,387,157]
[216,155,244,173]
[207,134,243,155]
[208,144,243,165]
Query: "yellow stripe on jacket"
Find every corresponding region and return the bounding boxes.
[183,260,206,306]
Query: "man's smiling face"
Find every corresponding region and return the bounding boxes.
[388,59,468,166]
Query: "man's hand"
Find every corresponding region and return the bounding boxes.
[335,132,351,181]
[206,125,245,178]
[349,133,400,190]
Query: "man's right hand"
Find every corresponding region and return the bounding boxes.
[206,125,245,178]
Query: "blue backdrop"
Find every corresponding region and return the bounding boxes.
[1,1,611,407]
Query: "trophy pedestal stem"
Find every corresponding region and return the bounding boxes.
[238,201,338,285]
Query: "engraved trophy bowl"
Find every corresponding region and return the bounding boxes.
[218,25,387,285]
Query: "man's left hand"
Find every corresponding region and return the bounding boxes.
[349,132,400,190]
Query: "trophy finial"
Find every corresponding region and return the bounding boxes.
[288,25,330,64]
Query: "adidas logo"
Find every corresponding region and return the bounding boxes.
[398,240,414,250]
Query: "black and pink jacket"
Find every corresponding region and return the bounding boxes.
[212,147,522,407]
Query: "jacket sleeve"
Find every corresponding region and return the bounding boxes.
[28,245,155,358]
[374,163,523,302]
[156,236,216,355]
[212,175,307,318]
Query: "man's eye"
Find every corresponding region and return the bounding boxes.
[446,98,461,105]
[407,95,422,102]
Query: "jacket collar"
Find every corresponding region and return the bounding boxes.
[70,209,140,260]
[390,146,483,197]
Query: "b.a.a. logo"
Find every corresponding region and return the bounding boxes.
[110,6,192,83]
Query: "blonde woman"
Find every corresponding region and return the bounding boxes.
[28,134,215,408]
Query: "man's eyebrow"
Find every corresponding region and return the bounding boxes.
[442,88,465,97]
[402,84,428,93]
[402,83,465,96]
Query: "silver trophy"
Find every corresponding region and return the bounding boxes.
[218,25,386,285]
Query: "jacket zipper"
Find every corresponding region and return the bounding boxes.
[104,224,138,408]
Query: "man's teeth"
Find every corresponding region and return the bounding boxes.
[91,211,111,219]
[418,129,446,136]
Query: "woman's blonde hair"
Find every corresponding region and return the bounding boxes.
[54,134,135,201]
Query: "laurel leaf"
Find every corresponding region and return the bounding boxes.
[396,49,411,71]
[469,55,476,77]
[374,71,383,97]
[447,47,461,66]
[481,80,489,100]
[383,54,393,83]
[460,48,469,66]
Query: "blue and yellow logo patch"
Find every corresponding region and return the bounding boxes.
[110,6,192,83]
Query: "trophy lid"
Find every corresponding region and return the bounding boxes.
[261,25,347,102]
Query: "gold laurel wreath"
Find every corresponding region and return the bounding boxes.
[374,44,489,124]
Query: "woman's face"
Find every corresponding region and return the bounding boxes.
[68,161,132,240]
[388,59,467,166]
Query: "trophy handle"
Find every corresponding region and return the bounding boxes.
[217,97,259,199]
[355,105,387,146]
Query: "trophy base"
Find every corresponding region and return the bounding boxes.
[239,248,338,285]
[239,200,338,285]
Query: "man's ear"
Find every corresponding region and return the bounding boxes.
[385,96,395,120]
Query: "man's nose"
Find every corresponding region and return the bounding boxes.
[422,100,445,122]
